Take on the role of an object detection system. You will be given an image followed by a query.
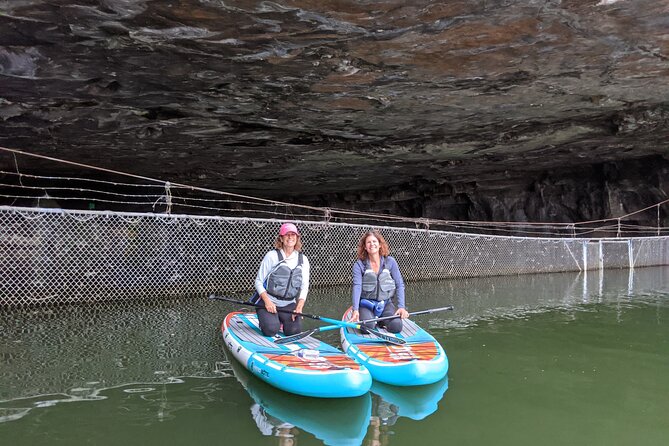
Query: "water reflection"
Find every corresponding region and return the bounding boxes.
[363,378,449,446]
[225,346,371,446]
[1,267,668,410]
[0,377,262,444]
[370,377,448,422]
[224,342,449,445]
[400,266,669,330]
[1,267,668,445]
[0,297,224,402]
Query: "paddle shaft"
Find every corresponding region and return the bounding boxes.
[276,305,455,344]
[275,324,339,342]
[359,305,454,324]
[288,305,455,339]
[275,322,404,345]
[208,295,363,330]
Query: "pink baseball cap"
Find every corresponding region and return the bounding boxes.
[279,222,299,236]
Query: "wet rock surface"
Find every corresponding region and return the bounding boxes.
[1,0,668,222]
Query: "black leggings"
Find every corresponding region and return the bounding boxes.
[359,300,403,333]
[256,301,302,337]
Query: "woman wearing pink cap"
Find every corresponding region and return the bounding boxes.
[252,222,311,337]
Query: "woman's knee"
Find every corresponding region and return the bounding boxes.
[384,319,403,333]
[260,321,280,337]
[362,321,377,331]
[282,323,302,336]
[258,312,281,337]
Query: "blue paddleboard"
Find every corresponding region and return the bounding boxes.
[340,307,448,386]
[222,311,372,398]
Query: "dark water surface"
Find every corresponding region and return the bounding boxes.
[1,267,668,445]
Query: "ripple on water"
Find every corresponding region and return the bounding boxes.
[122,387,156,394]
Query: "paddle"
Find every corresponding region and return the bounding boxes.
[208,295,406,345]
[274,324,341,344]
[275,323,405,345]
[275,305,455,345]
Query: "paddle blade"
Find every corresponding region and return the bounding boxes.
[274,328,319,344]
[366,327,406,345]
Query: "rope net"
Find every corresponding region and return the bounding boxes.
[2,206,668,308]
[1,146,668,308]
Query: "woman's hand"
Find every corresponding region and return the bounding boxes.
[396,308,409,319]
[350,310,360,322]
[261,293,276,313]
[292,299,305,321]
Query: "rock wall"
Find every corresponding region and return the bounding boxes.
[316,156,669,227]
[1,1,669,228]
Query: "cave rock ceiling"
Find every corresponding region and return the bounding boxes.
[1,0,669,219]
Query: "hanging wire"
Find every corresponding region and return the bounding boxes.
[1,145,668,238]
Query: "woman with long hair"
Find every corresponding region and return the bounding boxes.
[350,230,408,333]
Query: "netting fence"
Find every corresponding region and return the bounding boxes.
[2,205,668,308]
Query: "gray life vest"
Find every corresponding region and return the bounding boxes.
[361,257,396,302]
[265,249,304,301]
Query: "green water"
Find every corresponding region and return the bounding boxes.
[1,267,668,445]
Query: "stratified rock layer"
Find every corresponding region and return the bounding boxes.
[1,1,668,223]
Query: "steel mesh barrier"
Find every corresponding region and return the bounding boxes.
[2,205,668,308]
